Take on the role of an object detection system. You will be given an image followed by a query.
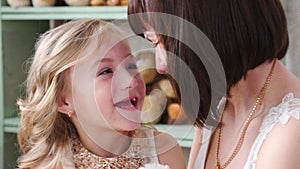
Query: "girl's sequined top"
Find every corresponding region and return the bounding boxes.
[72,126,159,169]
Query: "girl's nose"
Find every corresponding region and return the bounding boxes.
[119,70,139,90]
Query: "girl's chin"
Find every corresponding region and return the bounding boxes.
[120,122,141,132]
[128,122,141,130]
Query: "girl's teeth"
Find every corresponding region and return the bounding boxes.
[115,98,138,109]
[122,104,134,109]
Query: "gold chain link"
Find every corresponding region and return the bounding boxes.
[215,60,276,169]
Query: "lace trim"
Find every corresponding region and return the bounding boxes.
[244,93,300,169]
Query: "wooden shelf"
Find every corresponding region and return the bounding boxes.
[1,6,127,20]
[4,117,194,147]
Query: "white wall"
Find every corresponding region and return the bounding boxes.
[286,0,300,78]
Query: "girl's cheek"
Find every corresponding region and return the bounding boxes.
[138,77,146,89]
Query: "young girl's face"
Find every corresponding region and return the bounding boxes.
[70,34,145,135]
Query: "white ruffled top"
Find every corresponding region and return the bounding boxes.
[195,93,300,169]
[244,92,300,169]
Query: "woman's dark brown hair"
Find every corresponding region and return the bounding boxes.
[128,0,289,127]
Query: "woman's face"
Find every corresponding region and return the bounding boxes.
[70,35,145,135]
[143,30,168,74]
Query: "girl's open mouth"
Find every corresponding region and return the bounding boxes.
[114,97,139,110]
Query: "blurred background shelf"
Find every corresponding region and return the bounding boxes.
[3,117,19,133]
[3,117,194,147]
[1,6,127,20]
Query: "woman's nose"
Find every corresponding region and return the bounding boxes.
[155,44,168,74]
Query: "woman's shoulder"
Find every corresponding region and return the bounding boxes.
[255,109,300,168]
[272,92,300,123]
[266,92,300,143]
[254,92,300,169]
[266,92,300,138]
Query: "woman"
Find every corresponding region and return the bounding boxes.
[128,0,300,168]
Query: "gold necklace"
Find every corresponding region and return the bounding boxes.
[215,60,276,169]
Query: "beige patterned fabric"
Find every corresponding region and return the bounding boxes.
[72,126,159,169]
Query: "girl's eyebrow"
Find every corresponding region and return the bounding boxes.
[100,51,133,62]
[89,53,134,73]
[88,57,113,73]
[97,53,133,65]
[91,57,113,71]
[100,57,113,63]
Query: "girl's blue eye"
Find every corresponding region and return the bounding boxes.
[98,68,113,76]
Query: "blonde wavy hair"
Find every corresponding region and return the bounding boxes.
[17,18,121,169]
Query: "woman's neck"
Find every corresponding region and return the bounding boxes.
[225,60,278,120]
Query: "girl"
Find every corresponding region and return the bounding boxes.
[17,19,185,169]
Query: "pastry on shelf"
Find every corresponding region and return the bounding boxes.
[7,0,30,8]
[135,50,157,84]
[158,79,177,98]
[90,0,105,6]
[120,0,128,6]
[167,103,188,124]
[167,103,181,120]
[64,0,90,6]
[32,0,56,7]
[106,0,120,6]
[141,89,167,124]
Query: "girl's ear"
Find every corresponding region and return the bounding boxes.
[57,93,73,116]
